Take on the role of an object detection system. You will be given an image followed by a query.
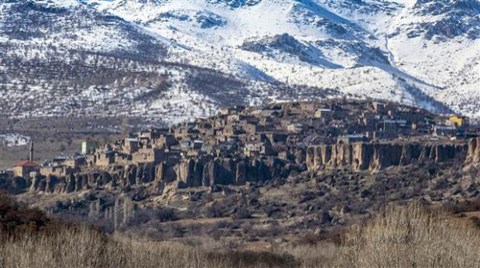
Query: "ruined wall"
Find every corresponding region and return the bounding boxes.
[306,142,468,172]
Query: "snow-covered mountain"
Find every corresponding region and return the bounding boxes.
[0,0,478,123]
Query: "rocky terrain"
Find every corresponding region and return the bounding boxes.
[7,139,480,243]
[2,100,480,244]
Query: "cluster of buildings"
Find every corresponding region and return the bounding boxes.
[3,99,477,181]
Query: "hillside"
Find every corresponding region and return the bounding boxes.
[0,0,479,124]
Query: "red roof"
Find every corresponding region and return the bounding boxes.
[13,161,40,168]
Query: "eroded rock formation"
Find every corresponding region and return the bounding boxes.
[8,140,480,195]
[306,142,467,172]
[26,156,297,194]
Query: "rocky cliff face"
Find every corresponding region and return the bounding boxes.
[27,156,300,194]
[465,138,480,167]
[8,140,480,195]
[306,142,468,172]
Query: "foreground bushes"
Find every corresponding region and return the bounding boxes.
[0,227,297,268]
[288,204,480,267]
[1,191,480,267]
[341,205,480,267]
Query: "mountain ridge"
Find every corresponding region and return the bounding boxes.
[0,0,478,123]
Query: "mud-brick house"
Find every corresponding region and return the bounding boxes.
[299,102,317,113]
[382,119,409,133]
[214,140,239,156]
[123,138,139,154]
[433,125,457,137]
[314,108,332,119]
[244,143,262,157]
[371,101,386,113]
[287,123,304,133]
[12,161,40,179]
[179,139,204,151]
[52,156,86,169]
[222,125,244,138]
[241,122,265,135]
[265,132,288,145]
[244,140,274,157]
[338,134,367,144]
[195,122,213,134]
[156,134,178,149]
[114,152,131,165]
[132,147,165,164]
[96,151,115,167]
[40,165,74,177]
[138,128,166,141]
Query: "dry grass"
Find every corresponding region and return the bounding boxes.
[341,204,480,267]
[1,203,480,267]
[0,227,296,268]
[284,203,480,267]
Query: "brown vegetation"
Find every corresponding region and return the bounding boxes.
[334,204,480,267]
[1,192,480,267]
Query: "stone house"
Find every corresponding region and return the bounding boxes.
[114,152,131,165]
[278,150,290,160]
[382,120,408,132]
[338,134,367,144]
[241,122,265,134]
[12,161,40,178]
[287,123,304,133]
[123,138,139,154]
[132,147,165,164]
[243,140,273,157]
[222,125,244,138]
[52,156,86,169]
[40,165,74,177]
[371,101,386,113]
[299,102,317,113]
[156,134,178,149]
[314,108,332,119]
[265,132,288,145]
[244,143,261,157]
[96,151,115,167]
[433,125,457,137]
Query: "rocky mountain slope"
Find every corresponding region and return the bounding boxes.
[0,0,478,123]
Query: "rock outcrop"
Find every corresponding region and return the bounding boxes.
[6,140,480,195]
[465,138,480,167]
[306,142,468,172]
[24,156,297,194]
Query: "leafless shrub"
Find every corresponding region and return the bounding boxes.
[2,192,480,268]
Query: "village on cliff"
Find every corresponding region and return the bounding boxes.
[1,99,478,189]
